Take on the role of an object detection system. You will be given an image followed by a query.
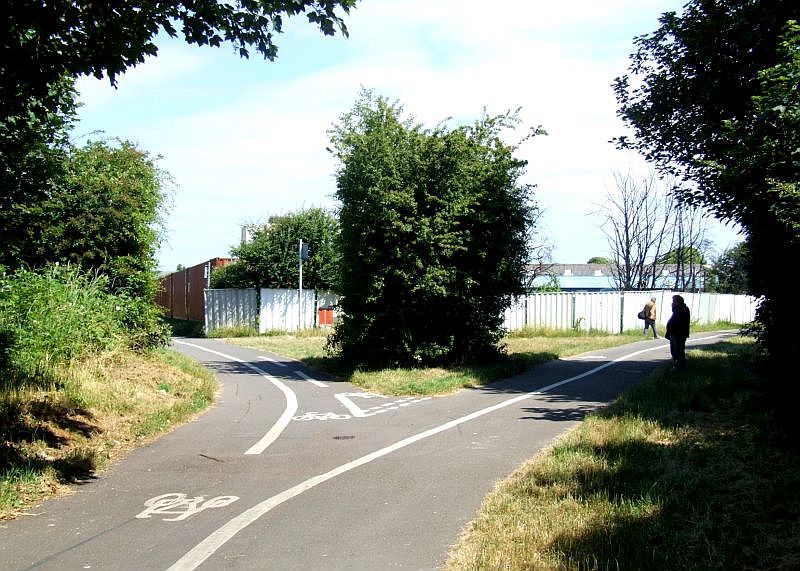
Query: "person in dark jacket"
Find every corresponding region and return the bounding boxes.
[665,294,691,370]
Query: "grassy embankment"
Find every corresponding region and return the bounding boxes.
[0,269,216,520]
[443,336,800,570]
[225,324,799,569]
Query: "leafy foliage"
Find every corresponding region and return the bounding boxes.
[614,2,800,406]
[0,266,128,388]
[213,208,340,290]
[657,246,706,265]
[2,1,354,125]
[11,140,170,346]
[209,260,258,289]
[47,141,167,297]
[0,77,78,266]
[327,91,541,369]
[706,241,751,295]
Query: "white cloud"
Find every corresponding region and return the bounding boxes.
[75,0,741,271]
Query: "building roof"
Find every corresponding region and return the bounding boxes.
[529,263,706,291]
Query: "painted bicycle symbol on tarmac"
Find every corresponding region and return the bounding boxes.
[136,493,239,522]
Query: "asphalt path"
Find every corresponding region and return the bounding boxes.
[0,331,737,570]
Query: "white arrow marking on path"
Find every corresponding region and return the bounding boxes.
[173,341,297,455]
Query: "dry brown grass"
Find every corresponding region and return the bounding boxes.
[1,349,216,520]
[442,338,800,570]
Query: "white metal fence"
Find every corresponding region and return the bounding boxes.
[205,288,759,334]
[204,288,340,334]
[503,290,759,333]
[204,288,258,333]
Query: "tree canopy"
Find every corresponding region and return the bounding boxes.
[3,1,354,122]
[212,208,340,290]
[707,241,750,295]
[614,1,800,415]
[327,91,542,369]
[586,257,611,265]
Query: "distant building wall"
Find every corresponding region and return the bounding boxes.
[156,258,233,321]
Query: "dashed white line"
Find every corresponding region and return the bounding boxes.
[294,370,328,388]
[256,355,288,368]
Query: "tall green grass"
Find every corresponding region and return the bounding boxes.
[0,265,128,388]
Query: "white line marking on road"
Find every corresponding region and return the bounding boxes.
[168,333,730,570]
[334,393,373,417]
[256,355,288,368]
[173,341,297,455]
[294,370,328,388]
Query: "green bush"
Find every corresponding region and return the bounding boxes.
[0,265,128,387]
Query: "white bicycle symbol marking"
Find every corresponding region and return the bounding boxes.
[292,411,352,421]
[136,493,239,522]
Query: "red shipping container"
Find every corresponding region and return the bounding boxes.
[318,308,334,326]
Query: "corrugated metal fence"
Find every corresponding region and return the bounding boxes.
[204,288,339,333]
[503,290,759,333]
[204,288,759,334]
[205,288,259,333]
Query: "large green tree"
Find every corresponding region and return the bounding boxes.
[614,2,800,401]
[2,1,354,123]
[0,77,79,265]
[328,92,541,369]
[47,140,167,298]
[2,0,355,275]
[3,139,167,295]
[212,208,340,290]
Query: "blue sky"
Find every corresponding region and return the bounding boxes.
[74,0,743,272]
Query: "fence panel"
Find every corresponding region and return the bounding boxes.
[528,292,573,330]
[204,289,258,332]
[574,292,621,332]
[259,288,316,333]
[504,297,527,331]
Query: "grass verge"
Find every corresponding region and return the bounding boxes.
[0,348,217,520]
[224,322,741,396]
[442,336,800,570]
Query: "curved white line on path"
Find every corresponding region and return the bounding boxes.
[168,332,733,571]
[173,341,298,455]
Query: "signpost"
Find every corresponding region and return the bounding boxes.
[298,239,309,330]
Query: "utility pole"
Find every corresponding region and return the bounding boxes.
[298,239,309,330]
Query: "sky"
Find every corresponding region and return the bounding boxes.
[74,0,744,273]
